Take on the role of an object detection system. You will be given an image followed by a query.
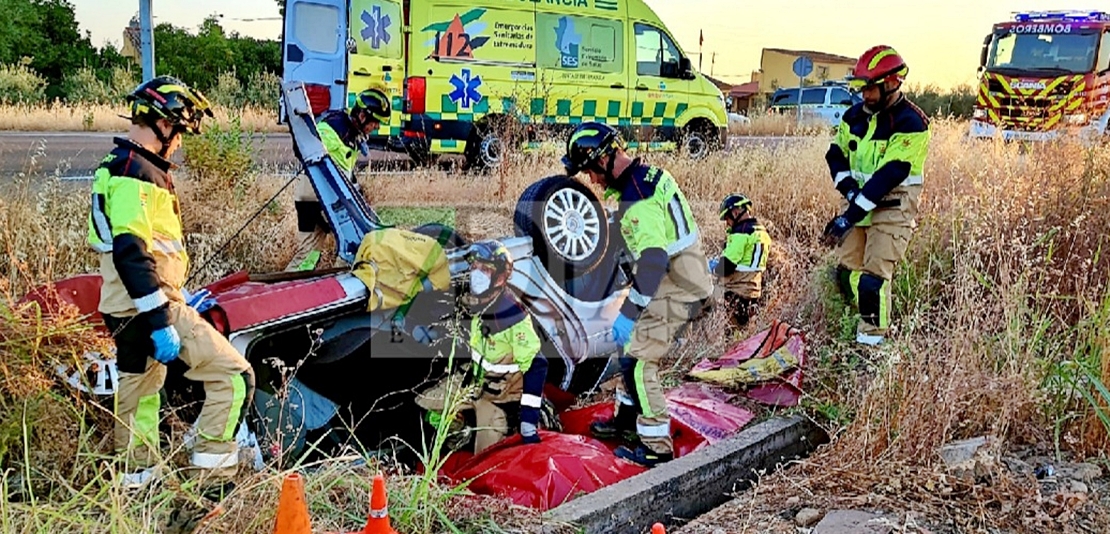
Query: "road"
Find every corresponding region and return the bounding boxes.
[0,131,803,179]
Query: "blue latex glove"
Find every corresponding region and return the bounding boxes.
[185,288,217,313]
[612,314,635,347]
[151,325,181,364]
[708,257,720,274]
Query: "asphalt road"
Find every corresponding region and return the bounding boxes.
[0,131,803,179]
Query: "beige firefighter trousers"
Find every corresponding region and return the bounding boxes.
[115,301,254,481]
[617,245,713,455]
[835,185,921,337]
[415,371,525,454]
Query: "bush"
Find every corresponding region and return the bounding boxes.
[61,66,139,105]
[208,70,244,109]
[904,83,977,119]
[242,70,280,110]
[0,63,47,105]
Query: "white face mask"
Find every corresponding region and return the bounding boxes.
[470,269,492,295]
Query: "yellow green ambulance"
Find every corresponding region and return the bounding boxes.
[282,0,729,170]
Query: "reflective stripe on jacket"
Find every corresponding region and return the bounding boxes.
[469,294,541,381]
[87,137,187,329]
[721,218,771,273]
[827,96,930,226]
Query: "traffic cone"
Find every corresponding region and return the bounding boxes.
[273,472,313,534]
[651,523,666,534]
[346,473,398,534]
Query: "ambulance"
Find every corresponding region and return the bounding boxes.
[281,0,729,170]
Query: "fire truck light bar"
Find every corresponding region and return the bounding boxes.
[1013,11,1110,22]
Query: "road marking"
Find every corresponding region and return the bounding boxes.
[61,175,95,181]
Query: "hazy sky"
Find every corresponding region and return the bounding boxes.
[73,0,1100,89]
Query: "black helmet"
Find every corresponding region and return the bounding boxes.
[126,76,213,135]
[465,240,514,309]
[719,193,752,220]
[353,88,391,124]
[561,121,624,176]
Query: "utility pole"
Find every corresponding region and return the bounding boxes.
[711,52,716,76]
[139,0,155,81]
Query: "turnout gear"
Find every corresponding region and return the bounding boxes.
[825,59,929,345]
[713,204,772,329]
[465,240,514,311]
[89,97,254,483]
[416,293,547,454]
[126,76,213,157]
[286,108,369,271]
[847,45,909,111]
[601,159,713,463]
[562,121,624,178]
[353,88,391,127]
[718,194,753,220]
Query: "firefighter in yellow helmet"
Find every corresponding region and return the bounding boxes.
[415,240,551,454]
[822,45,930,346]
[711,193,772,332]
[563,122,714,468]
[88,76,253,498]
[286,88,391,271]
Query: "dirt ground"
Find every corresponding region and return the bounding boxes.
[673,445,1110,534]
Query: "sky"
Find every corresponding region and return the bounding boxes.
[73,0,1102,90]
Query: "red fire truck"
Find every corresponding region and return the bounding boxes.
[969,10,1110,141]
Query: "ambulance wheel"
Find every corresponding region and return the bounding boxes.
[464,115,519,173]
[681,121,719,160]
[515,176,608,282]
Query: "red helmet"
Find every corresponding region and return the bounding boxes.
[847,45,908,92]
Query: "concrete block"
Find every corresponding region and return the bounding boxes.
[541,414,828,534]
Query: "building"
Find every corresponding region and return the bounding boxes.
[756,48,857,96]
[728,81,760,114]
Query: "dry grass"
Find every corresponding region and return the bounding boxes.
[0,103,282,133]
[2,118,1109,532]
[729,111,834,137]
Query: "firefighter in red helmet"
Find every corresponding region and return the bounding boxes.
[822,45,931,346]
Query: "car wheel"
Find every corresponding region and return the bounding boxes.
[514,175,608,282]
[681,124,717,160]
[411,222,467,249]
[464,116,517,173]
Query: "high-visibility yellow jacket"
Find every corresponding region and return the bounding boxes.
[318,110,360,175]
[605,160,712,319]
[825,95,930,227]
[87,138,187,329]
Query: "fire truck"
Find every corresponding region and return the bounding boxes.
[969,10,1110,141]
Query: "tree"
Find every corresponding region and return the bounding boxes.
[0,0,99,99]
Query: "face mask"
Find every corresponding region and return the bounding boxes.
[470,269,491,295]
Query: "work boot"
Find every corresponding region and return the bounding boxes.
[614,444,673,468]
[589,408,639,443]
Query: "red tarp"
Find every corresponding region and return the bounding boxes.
[439,383,755,510]
[690,320,806,407]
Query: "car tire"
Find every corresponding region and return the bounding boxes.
[681,123,718,160]
[411,222,467,249]
[514,175,608,283]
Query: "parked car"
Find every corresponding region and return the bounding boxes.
[768,82,860,128]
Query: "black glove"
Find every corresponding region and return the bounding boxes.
[821,204,868,247]
[835,175,860,200]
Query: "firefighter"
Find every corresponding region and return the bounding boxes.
[88,76,254,496]
[286,88,391,271]
[711,193,772,331]
[822,45,930,346]
[562,122,713,468]
[415,240,549,454]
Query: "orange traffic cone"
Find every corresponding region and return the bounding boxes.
[651,523,666,534]
[273,473,313,534]
[346,473,398,534]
